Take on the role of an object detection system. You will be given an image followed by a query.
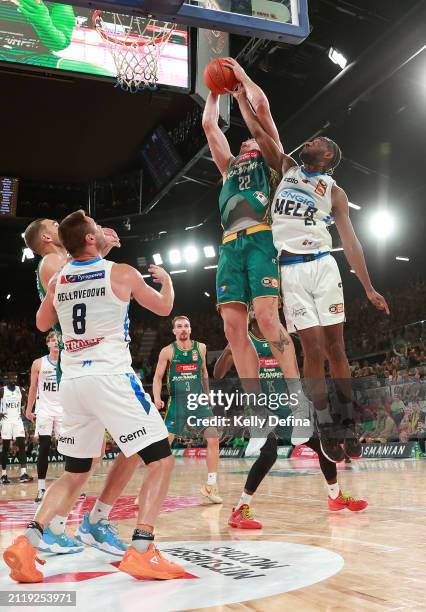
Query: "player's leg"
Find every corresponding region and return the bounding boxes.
[3,457,94,583]
[1,435,11,484]
[323,323,361,458]
[229,433,277,529]
[306,437,367,511]
[200,426,222,504]
[94,373,184,579]
[34,415,54,503]
[15,418,33,482]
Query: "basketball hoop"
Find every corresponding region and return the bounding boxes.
[93,10,177,93]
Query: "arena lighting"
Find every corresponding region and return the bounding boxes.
[183,245,198,263]
[203,246,216,258]
[6,294,11,300]
[185,223,203,231]
[204,265,218,270]
[152,253,163,265]
[369,210,396,239]
[328,47,348,70]
[141,274,150,279]
[169,249,182,265]
[204,292,210,297]
[158,230,167,235]
[396,256,410,261]
[348,202,361,210]
[21,247,34,262]
[350,269,356,274]
[331,247,344,252]
[170,269,187,275]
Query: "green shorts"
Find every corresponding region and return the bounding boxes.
[165,399,215,435]
[216,228,279,307]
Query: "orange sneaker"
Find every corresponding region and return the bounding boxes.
[118,543,186,580]
[3,535,45,583]
[228,504,262,529]
[328,490,368,512]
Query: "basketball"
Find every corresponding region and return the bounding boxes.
[204,58,238,95]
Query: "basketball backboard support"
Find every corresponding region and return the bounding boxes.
[59,0,310,44]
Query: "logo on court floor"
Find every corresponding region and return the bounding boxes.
[0,540,344,609]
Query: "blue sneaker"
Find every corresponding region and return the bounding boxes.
[75,512,127,556]
[38,528,84,554]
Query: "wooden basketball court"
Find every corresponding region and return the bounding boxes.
[1,456,424,610]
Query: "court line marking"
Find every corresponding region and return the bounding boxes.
[256,532,400,552]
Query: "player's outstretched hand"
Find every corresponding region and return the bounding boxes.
[366,288,390,315]
[103,227,121,250]
[148,265,170,285]
[221,57,247,83]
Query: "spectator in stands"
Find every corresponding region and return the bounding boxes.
[390,393,406,425]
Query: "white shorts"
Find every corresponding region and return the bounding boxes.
[57,373,168,458]
[1,419,25,440]
[35,415,62,438]
[280,254,345,333]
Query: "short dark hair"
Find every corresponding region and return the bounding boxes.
[172,315,190,328]
[24,218,48,254]
[58,210,93,257]
[320,137,342,173]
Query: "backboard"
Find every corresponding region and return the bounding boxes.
[59,0,310,43]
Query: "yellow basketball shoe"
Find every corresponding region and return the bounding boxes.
[200,484,223,504]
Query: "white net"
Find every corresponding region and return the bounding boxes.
[93,11,177,93]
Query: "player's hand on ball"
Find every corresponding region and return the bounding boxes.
[230,82,246,101]
[367,288,390,315]
[103,227,121,249]
[155,399,164,410]
[221,57,247,83]
[148,265,170,285]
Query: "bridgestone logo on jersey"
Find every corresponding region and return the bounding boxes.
[57,288,106,301]
[259,357,279,368]
[60,271,105,283]
[65,337,104,352]
[176,363,198,373]
[119,428,146,443]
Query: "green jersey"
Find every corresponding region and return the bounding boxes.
[219,151,272,230]
[36,260,62,337]
[167,341,203,402]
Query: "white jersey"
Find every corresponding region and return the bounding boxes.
[36,355,62,417]
[1,386,22,420]
[53,258,132,380]
[272,165,335,254]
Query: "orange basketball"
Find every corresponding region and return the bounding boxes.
[204,58,238,95]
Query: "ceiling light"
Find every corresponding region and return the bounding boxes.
[203,246,216,258]
[395,256,409,261]
[6,294,11,300]
[348,202,361,210]
[328,47,348,70]
[21,247,34,262]
[204,292,210,297]
[183,246,198,263]
[153,253,163,265]
[204,265,218,270]
[369,211,395,239]
[169,249,182,265]
[170,269,187,275]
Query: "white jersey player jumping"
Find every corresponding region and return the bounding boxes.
[26,331,62,503]
[228,61,389,463]
[1,373,33,484]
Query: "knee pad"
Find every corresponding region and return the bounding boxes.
[64,455,93,473]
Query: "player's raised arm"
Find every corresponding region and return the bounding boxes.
[36,277,59,332]
[152,346,171,410]
[199,342,210,394]
[222,58,282,151]
[112,263,174,316]
[213,344,234,379]
[202,92,233,176]
[26,358,41,422]
[332,185,390,315]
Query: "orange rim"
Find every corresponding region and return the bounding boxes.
[92,10,176,48]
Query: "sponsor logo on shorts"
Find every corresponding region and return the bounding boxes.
[60,271,105,284]
[58,435,74,444]
[261,277,278,288]
[338,282,342,288]
[82,360,93,367]
[315,179,327,197]
[292,306,307,318]
[119,428,147,443]
[302,239,314,247]
[217,285,226,297]
[254,191,268,207]
[176,363,198,373]
[329,303,344,314]
[64,337,104,352]
[284,177,298,184]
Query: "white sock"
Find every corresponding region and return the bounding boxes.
[207,472,217,486]
[237,492,252,509]
[327,483,340,499]
[21,468,26,476]
[38,479,46,490]
[89,499,113,524]
[2,469,6,476]
[49,515,67,535]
